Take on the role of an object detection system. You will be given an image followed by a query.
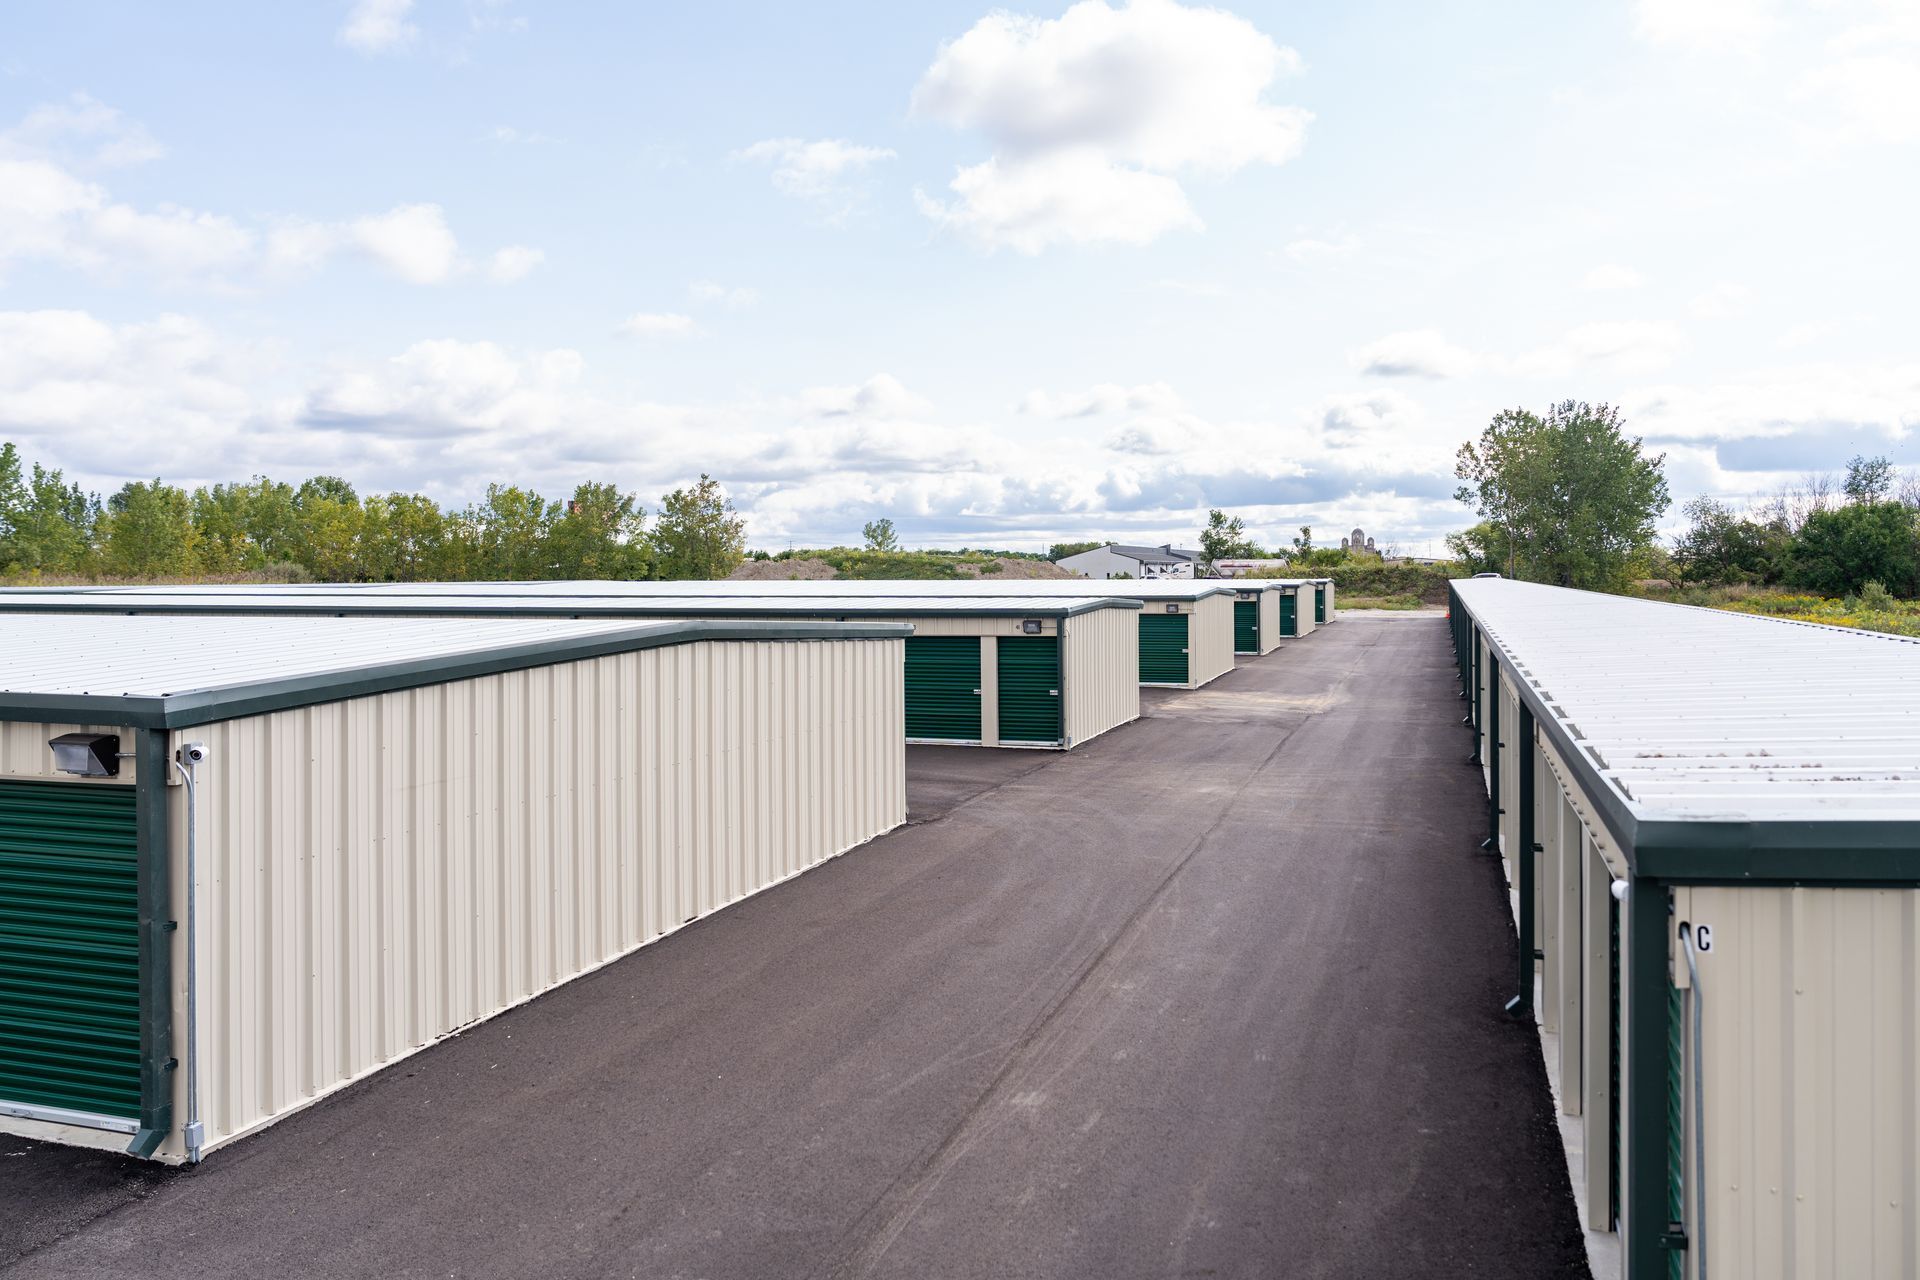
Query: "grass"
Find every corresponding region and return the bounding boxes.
[1337,594,1428,611]
[1632,582,1920,638]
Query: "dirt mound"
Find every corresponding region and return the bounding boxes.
[728,557,839,581]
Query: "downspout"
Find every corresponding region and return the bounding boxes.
[168,741,208,1163]
[1679,921,1707,1280]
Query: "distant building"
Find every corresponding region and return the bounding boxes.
[1055,543,1200,579]
[1340,527,1381,558]
[1211,558,1293,578]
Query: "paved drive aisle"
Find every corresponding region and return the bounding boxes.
[0,614,1586,1279]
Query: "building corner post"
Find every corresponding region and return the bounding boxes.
[1624,874,1675,1279]
[128,726,175,1159]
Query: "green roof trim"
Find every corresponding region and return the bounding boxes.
[0,620,911,731]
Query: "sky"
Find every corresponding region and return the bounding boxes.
[0,0,1915,555]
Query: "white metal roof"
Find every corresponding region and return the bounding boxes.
[0,589,1139,617]
[0,614,825,697]
[1453,578,1920,823]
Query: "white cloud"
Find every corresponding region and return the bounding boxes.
[340,0,419,54]
[486,244,544,282]
[1582,263,1644,290]
[619,312,698,338]
[1631,0,1782,50]
[1352,330,1478,379]
[1019,382,1182,418]
[916,149,1199,253]
[0,101,537,288]
[1353,322,1686,380]
[912,0,1310,252]
[795,374,932,420]
[349,203,460,284]
[1282,234,1358,264]
[1690,282,1751,318]
[1793,51,1920,145]
[7,92,163,168]
[734,137,895,220]
[689,280,759,309]
[1518,320,1687,377]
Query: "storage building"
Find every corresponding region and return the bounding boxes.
[540,580,1239,691]
[1451,577,1920,1280]
[0,592,1141,751]
[0,613,907,1163]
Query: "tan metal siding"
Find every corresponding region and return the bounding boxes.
[1062,606,1140,747]
[0,721,138,784]
[1188,593,1236,689]
[1257,589,1281,653]
[158,636,904,1160]
[1680,885,1920,1280]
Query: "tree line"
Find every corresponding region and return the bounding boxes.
[0,442,746,582]
[1449,399,1920,599]
[1670,455,1920,596]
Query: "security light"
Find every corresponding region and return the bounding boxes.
[49,732,120,778]
[1165,603,1179,613]
[1022,619,1043,634]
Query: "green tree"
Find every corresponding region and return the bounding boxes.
[653,474,746,580]
[1290,526,1313,557]
[1198,509,1260,570]
[1454,400,1669,589]
[9,463,96,573]
[469,484,558,580]
[1671,497,1788,585]
[294,492,366,580]
[1788,502,1920,597]
[360,492,458,581]
[549,482,650,579]
[0,443,24,571]
[862,517,900,553]
[1445,522,1510,576]
[1843,455,1895,504]
[102,480,197,577]
[1048,540,1104,561]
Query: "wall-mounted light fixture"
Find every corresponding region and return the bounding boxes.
[1165,602,1179,613]
[1021,619,1043,634]
[48,732,120,778]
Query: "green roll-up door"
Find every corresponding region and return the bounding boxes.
[1314,585,1327,624]
[1280,593,1297,637]
[997,635,1061,744]
[0,778,141,1120]
[1233,601,1258,654]
[905,636,982,741]
[1139,614,1190,685]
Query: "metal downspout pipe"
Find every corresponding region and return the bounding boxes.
[1680,921,1707,1280]
[169,741,207,1163]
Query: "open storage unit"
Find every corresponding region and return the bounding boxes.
[0,591,1141,751]
[0,613,907,1163]
[1451,577,1920,1280]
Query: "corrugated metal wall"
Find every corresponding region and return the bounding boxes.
[1063,606,1139,747]
[1257,590,1281,653]
[1679,884,1920,1280]
[1189,594,1236,689]
[0,722,137,785]
[160,636,904,1159]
